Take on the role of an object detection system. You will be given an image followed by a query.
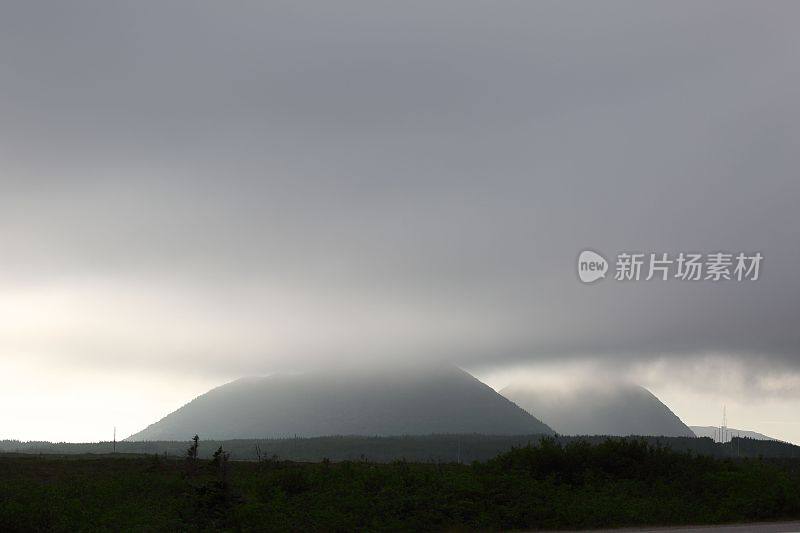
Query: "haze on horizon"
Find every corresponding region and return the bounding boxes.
[1,1,798,443]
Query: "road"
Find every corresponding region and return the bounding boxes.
[550,522,800,532]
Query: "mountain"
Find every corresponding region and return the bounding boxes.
[127,364,553,441]
[501,383,695,437]
[690,426,778,442]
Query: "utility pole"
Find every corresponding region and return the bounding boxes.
[113,426,116,454]
[723,405,727,444]
[718,405,728,445]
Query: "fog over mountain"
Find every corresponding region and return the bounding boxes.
[502,383,695,438]
[128,364,552,441]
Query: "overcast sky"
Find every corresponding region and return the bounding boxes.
[1,1,798,443]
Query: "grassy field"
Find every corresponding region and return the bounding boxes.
[2,438,800,532]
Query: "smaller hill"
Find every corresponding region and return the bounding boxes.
[502,383,695,437]
[690,426,777,442]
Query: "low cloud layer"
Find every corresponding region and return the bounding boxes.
[1,1,798,441]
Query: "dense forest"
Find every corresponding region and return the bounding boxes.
[2,433,798,462]
[2,437,800,531]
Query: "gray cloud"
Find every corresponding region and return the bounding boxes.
[1,1,798,384]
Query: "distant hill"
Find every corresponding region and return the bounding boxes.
[127,364,553,441]
[9,433,800,462]
[690,426,777,442]
[502,383,695,437]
